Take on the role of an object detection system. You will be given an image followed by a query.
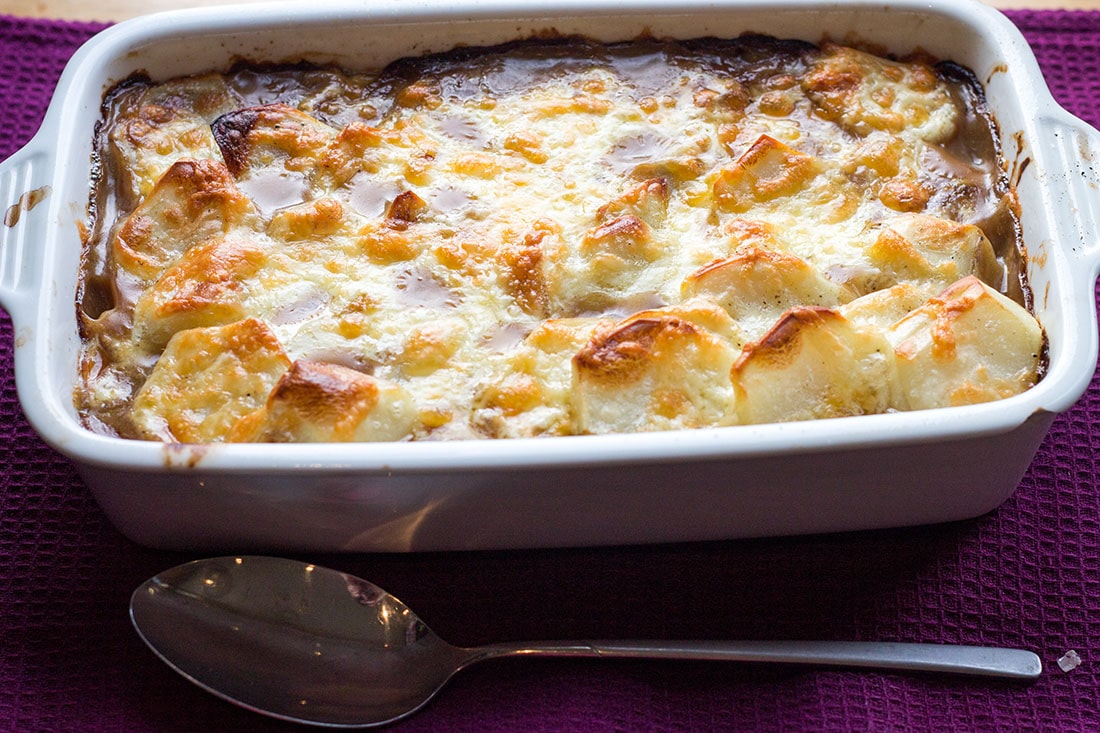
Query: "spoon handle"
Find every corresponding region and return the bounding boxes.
[474,640,1041,679]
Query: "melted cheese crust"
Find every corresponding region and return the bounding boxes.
[77,36,1042,442]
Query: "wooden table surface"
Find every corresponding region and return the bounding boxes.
[4,0,1100,22]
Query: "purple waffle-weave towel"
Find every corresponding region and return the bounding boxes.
[1,10,1100,732]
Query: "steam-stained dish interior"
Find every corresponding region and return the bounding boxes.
[75,34,1044,443]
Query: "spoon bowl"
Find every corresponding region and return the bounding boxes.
[130,556,1042,728]
[130,556,467,726]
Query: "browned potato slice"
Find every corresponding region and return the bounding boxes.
[132,318,290,442]
[802,43,957,143]
[596,178,671,229]
[112,159,257,283]
[498,219,561,318]
[212,103,337,177]
[887,276,1043,409]
[712,134,819,213]
[107,74,236,203]
[132,237,266,351]
[866,213,1002,294]
[573,309,739,434]
[576,213,662,292]
[839,283,931,332]
[683,247,848,340]
[318,122,400,189]
[732,307,897,424]
[267,198,358,243]
[242,360,416,443]
[212,104,338,214]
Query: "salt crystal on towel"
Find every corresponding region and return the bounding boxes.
[1057,650,1082,672]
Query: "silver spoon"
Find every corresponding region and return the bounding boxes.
[130,556,1042,728]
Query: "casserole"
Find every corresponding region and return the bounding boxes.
[0,0,1098,551]
[79,34,1044,444]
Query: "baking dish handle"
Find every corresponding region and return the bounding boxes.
[0,137,52,319]
[1038,113,1100,281]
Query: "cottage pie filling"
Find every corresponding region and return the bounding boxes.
[76,35,1043,443]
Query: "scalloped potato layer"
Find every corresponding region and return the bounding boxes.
[76,36,1042,442]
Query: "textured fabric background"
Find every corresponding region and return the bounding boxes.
[1,10,1098,731]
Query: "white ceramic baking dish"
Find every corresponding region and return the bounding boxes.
[1,0,1098,552]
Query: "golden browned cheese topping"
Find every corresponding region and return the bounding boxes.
[76,35,1043,443]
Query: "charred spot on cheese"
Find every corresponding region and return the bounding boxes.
[243,359,416,442]
[78,34,1042,442]
[385,191,428,227]
[575,316,693,383]
[211,107,261,176]
[213,103,336,173]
